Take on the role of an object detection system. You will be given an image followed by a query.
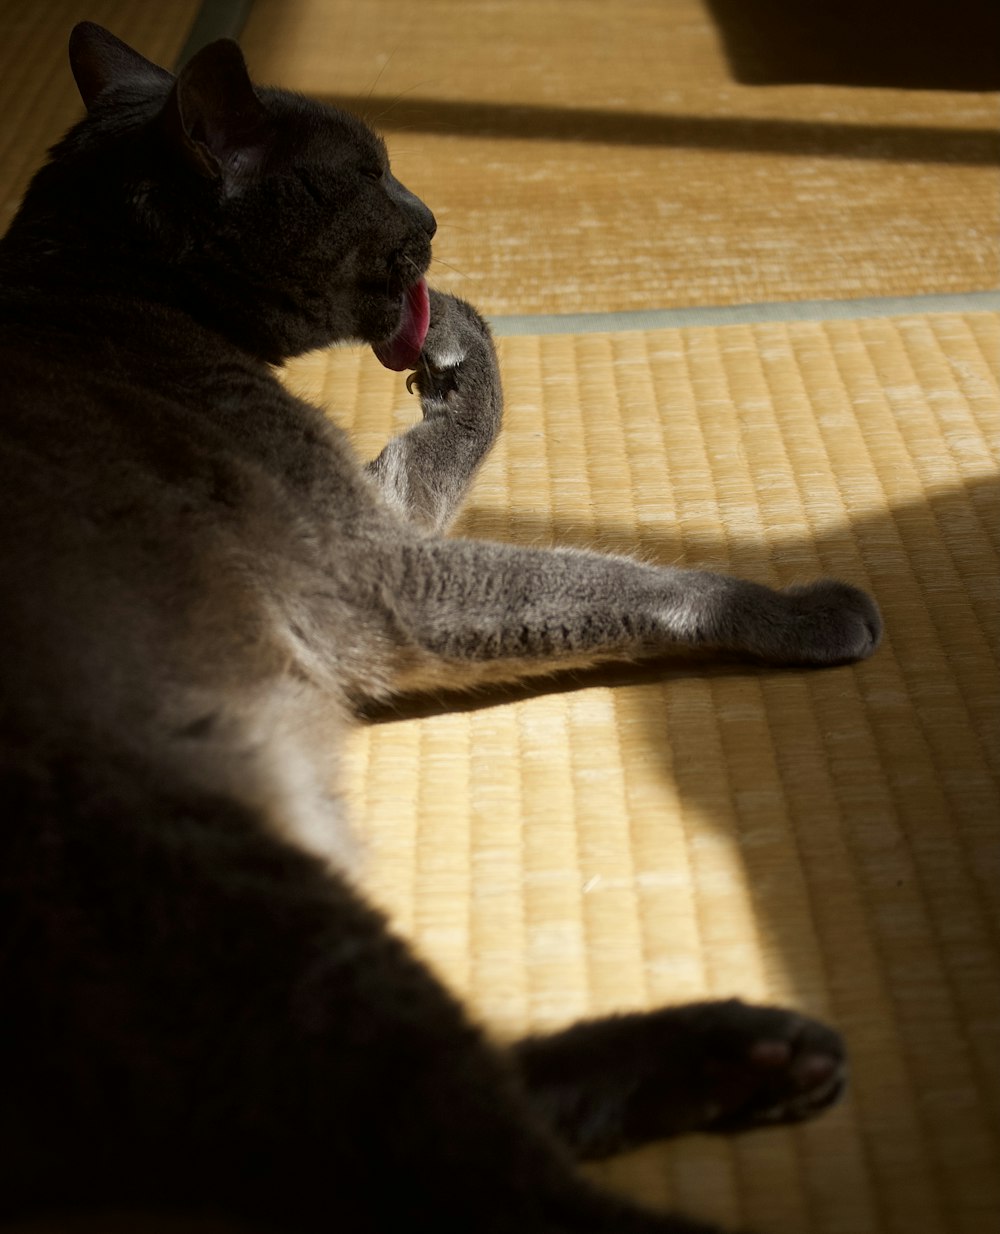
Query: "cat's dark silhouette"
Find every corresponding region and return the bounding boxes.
[0,24,878,1233]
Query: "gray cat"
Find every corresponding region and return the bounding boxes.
[0,23,880,1233]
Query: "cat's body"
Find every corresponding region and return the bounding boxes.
[0,25,880,1233]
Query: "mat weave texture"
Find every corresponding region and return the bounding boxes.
[239,0,1000,315]
[1,1,996,315]
[0,3,998,1232]
[283,310,1000,1234]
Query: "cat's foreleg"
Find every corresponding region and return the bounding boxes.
[367,291,502,532]
[386,537,881,691]
[513,1000,846,1161]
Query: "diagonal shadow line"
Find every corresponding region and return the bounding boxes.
[317,94,1000,167]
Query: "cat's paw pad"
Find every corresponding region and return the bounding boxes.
[781,579,882,664]
[701,1003,847,1131]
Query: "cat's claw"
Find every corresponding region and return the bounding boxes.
[407,359,463,402]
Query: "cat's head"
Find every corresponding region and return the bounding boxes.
[12,23,437,363]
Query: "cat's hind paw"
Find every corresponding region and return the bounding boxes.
[696,1002,847,1132]
[514,997,846,1159]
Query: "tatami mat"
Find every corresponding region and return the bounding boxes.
[238,0,1000,315]
[1,2,995,315]
[282,309,1000,1234]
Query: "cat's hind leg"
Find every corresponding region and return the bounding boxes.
[367,291,503,531]
[3,768,738,1234]
[512,1000,847,1161]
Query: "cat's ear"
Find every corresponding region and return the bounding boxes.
[162,40,271,188]
[69,22,173,111]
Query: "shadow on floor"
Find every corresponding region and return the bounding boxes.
[358,470,1000,1215]
[318,94,1000,167]
[705,0,1000,91]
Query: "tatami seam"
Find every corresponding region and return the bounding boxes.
[490,293,1000,338]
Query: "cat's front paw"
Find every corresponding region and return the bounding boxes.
[780,579,882,664]
[406,291,501,413]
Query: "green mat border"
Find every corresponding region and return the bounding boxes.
[488,290,1000,336]
[175,0,255,68]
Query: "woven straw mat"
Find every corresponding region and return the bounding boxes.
[282,310,1000,1234]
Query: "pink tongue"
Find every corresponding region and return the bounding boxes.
[372,278,430,371]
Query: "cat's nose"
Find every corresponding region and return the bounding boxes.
[386,173,437,240]
[409,194,437,239]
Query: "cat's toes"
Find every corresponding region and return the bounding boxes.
[700,1002,847,1132]
[408,289,492,389]
[421,328,469,375]
[405,292,498,406]
[780,579,882,664]
[406,360,463,400]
